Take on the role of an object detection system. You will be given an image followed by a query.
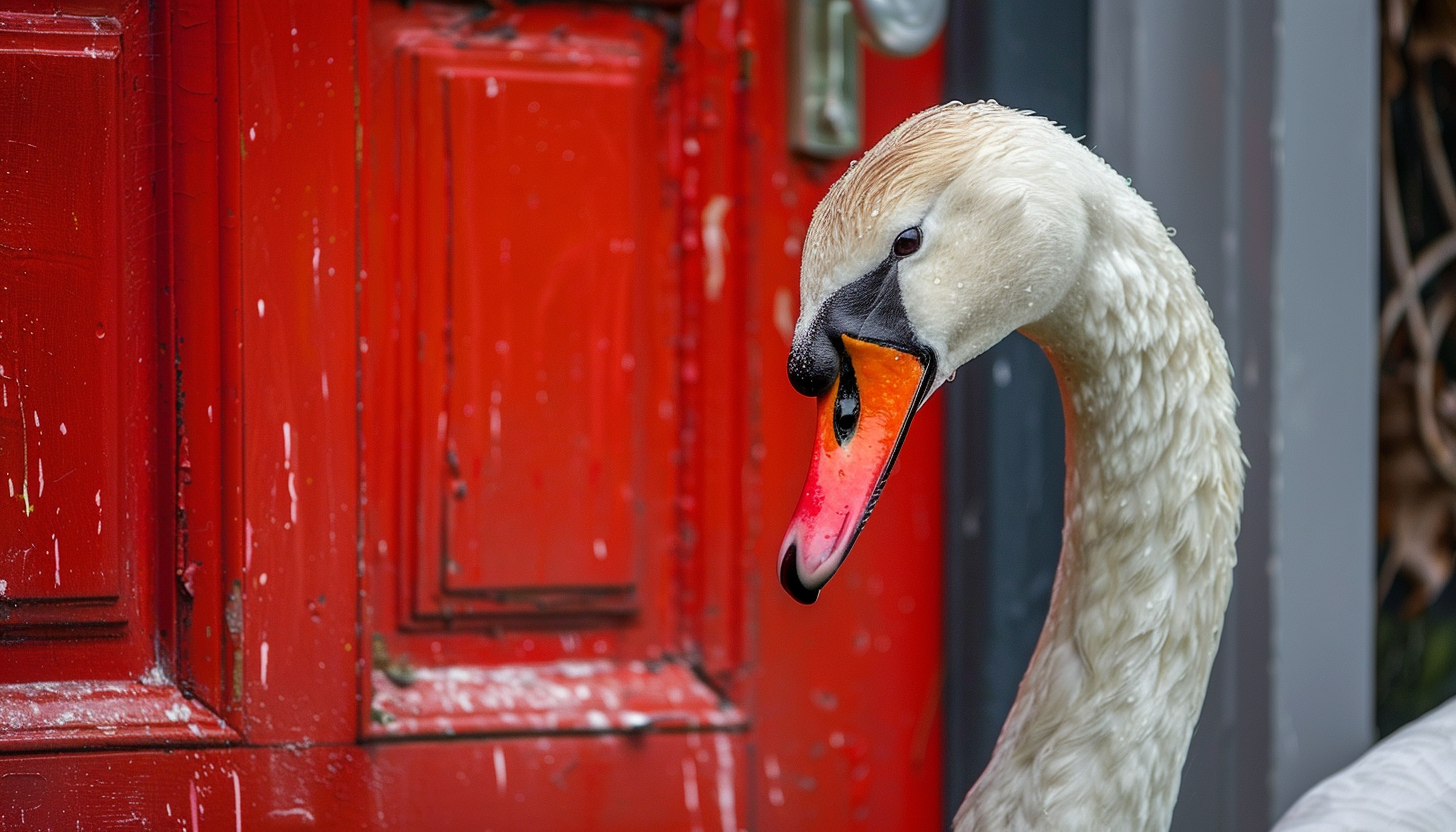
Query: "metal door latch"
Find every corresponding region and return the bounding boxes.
[790,0,946,159]
[791,0,862,158]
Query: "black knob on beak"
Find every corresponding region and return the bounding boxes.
[787,325,841,398]
[787,253,928,399]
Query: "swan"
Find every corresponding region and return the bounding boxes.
[775,101,1456,831]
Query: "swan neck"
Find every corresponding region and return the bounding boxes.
[955,210,1244,831]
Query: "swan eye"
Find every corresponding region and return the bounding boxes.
[893,227,922,257]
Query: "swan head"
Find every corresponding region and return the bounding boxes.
[779,102,1093,603]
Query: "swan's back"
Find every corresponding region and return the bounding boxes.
[1271,697,1456,831]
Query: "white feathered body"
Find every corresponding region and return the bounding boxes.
[1271,697,1456,831]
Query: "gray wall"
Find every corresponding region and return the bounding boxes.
[1269,0,1379,816]
[1091,0,1378,827]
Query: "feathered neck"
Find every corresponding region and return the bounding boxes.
[954,177,1245,831]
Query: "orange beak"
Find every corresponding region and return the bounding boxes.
[778,335,933,604]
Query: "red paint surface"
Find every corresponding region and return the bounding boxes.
[402,18,671,615]
[369,661,743,738]
[0,1,188,739]
[1,0,946,827]
[739,18,947,831]
[0,736,748,831]
[169,0,233,717]
[0,680,233,753]
[0,16,124,607]
[235,0,361,747]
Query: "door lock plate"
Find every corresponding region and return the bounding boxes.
[790,0,862,159]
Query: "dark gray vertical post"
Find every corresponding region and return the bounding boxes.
[941,1,1088,824]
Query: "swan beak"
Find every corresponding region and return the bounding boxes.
[778,335,933,604]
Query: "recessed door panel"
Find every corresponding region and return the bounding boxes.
[401,23,673,623]
[417,54,652,606]
[0,5,234,754]
[0,17,122,619]
[364,7,719,742]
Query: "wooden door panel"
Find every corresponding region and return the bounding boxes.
[0,4,235,754]
[0,30,120,611]
[373,733,748,831]
[0,17,123,612]
[411,39,657,614]
[364,5,739,743]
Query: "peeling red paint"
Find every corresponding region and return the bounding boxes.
[0,679,236,753]
[369,660,744,738]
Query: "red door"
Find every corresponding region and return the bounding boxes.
[0,2,944,829]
